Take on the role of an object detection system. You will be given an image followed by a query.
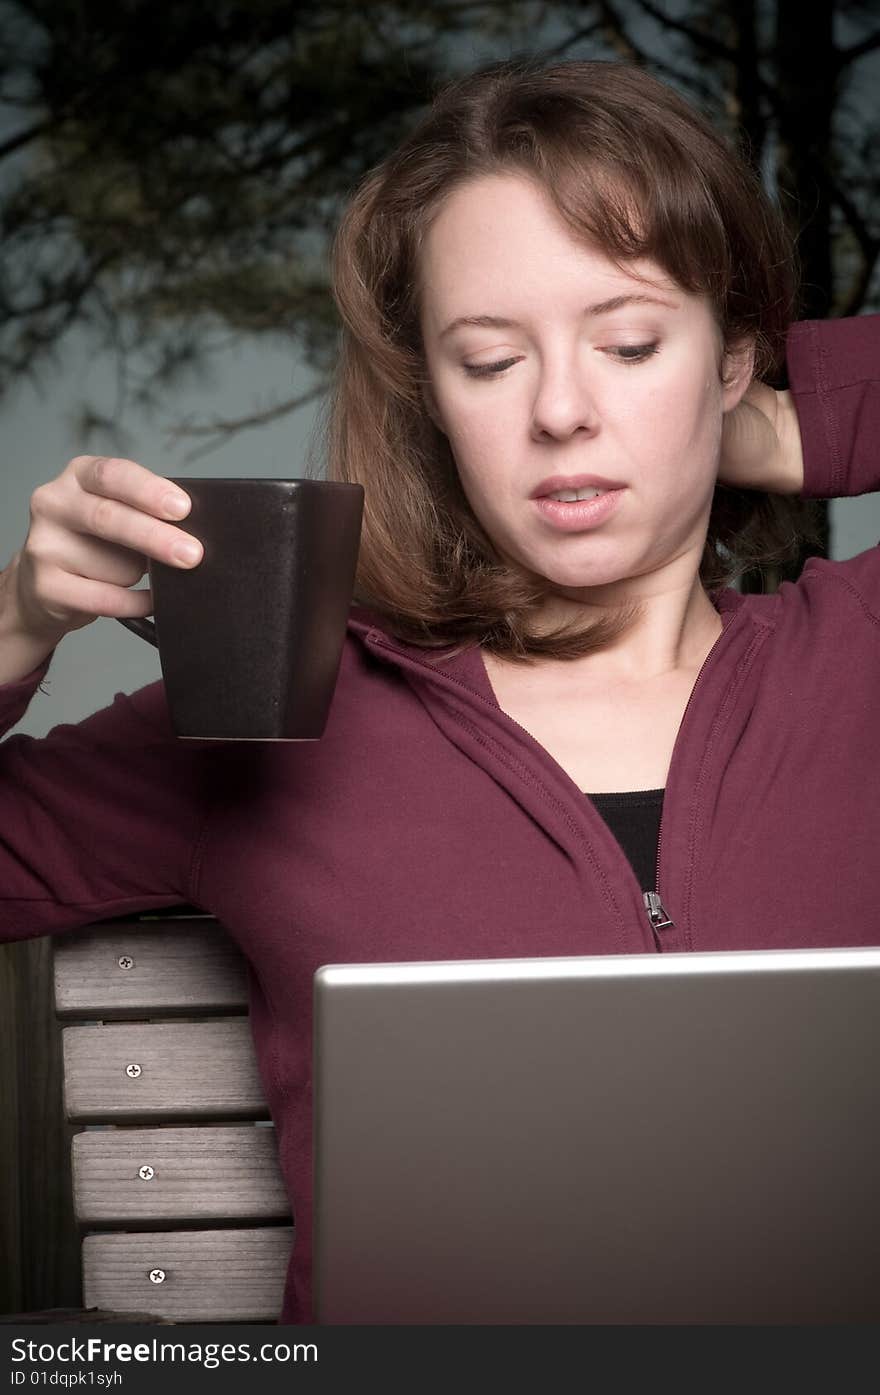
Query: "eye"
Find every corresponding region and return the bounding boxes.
[605,343,659,364]
[463,357,521,378]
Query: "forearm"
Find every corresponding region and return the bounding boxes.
[0,681,200,942]
[719,316,880,500]
[718,380,803,496]
[0,557,61,686]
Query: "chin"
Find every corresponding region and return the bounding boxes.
[526,555,632,593]
[502,531,634,593]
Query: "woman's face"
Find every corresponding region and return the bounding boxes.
[418,173,752,605]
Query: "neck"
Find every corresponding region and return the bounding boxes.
[535,560,723,683]
[598,583,722,681]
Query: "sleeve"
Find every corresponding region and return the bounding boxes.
[787,313,880,500]
[0,657,52,731]
[0,674,211,944]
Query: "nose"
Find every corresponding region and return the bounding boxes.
[530,354,599,442]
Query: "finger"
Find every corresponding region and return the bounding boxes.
[32,532,150,589]
[66,493,202,568]
[70,455,192,522]
[32,565,155,627]
[75,581,154,621]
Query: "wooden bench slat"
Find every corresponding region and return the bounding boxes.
[82,1227,293,1323]
[72,1126,291,1224]
[52,919,302,1323]
[62,1021,269,1121]
[54,921,249,1018]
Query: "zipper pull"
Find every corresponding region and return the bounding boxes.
[643,891,674,932]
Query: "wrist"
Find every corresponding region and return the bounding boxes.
[719,381,804,495]
[0,554,65,683]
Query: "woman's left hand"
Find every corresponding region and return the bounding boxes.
[718,381,804,495]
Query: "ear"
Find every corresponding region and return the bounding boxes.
[720,337,756,413]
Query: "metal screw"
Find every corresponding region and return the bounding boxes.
[125,1063,142,1078]
[148,1269,166,1284]
[118,955,134,970]
[138,1165,154,1181]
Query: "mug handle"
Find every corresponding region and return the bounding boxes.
[117,616,159,648]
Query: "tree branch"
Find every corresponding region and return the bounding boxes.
[0,117,55,163]
[169,383,328,463]
[0,247,122,390]
[827,178,880,315]
[629,0,738,64]
[587,1,720,104]
[828,174,879,261]
[837,244,880,318]
[594,0,650,64]
[836,28,880,69]
[429,0,544,15]
[540,20,605,60]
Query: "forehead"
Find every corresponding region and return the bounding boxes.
[418,172,683,324]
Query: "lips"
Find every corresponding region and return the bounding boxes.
[528,472,628,535]
[530,473,626,499]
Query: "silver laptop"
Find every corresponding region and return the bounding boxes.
[312,946,880,1324]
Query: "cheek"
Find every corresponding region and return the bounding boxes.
[438,410,507,492]
[650,367,723,454]
[445,433,521,543]
[452,448,506,525]
[431,361,525,456]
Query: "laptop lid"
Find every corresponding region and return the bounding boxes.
[312,946,880,1324]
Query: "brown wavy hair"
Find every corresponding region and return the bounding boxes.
[327,58,816,660]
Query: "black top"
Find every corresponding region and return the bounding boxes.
[586,788,664,894]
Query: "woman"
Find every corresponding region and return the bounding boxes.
[1,60,878,1323]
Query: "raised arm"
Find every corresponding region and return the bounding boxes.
[718,314,880,499]
[0,456,213,942]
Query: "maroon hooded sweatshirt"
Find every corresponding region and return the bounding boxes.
[1,314,879,1322]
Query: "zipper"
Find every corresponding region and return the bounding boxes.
[643,890,674,942]
[643,813,674,945]
[639,608,736,947]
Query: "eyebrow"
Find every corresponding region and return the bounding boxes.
[439,293,679,339]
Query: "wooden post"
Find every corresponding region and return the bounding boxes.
[0,938,81,1313]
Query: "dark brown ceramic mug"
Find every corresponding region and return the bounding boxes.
[118,477,364,740]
